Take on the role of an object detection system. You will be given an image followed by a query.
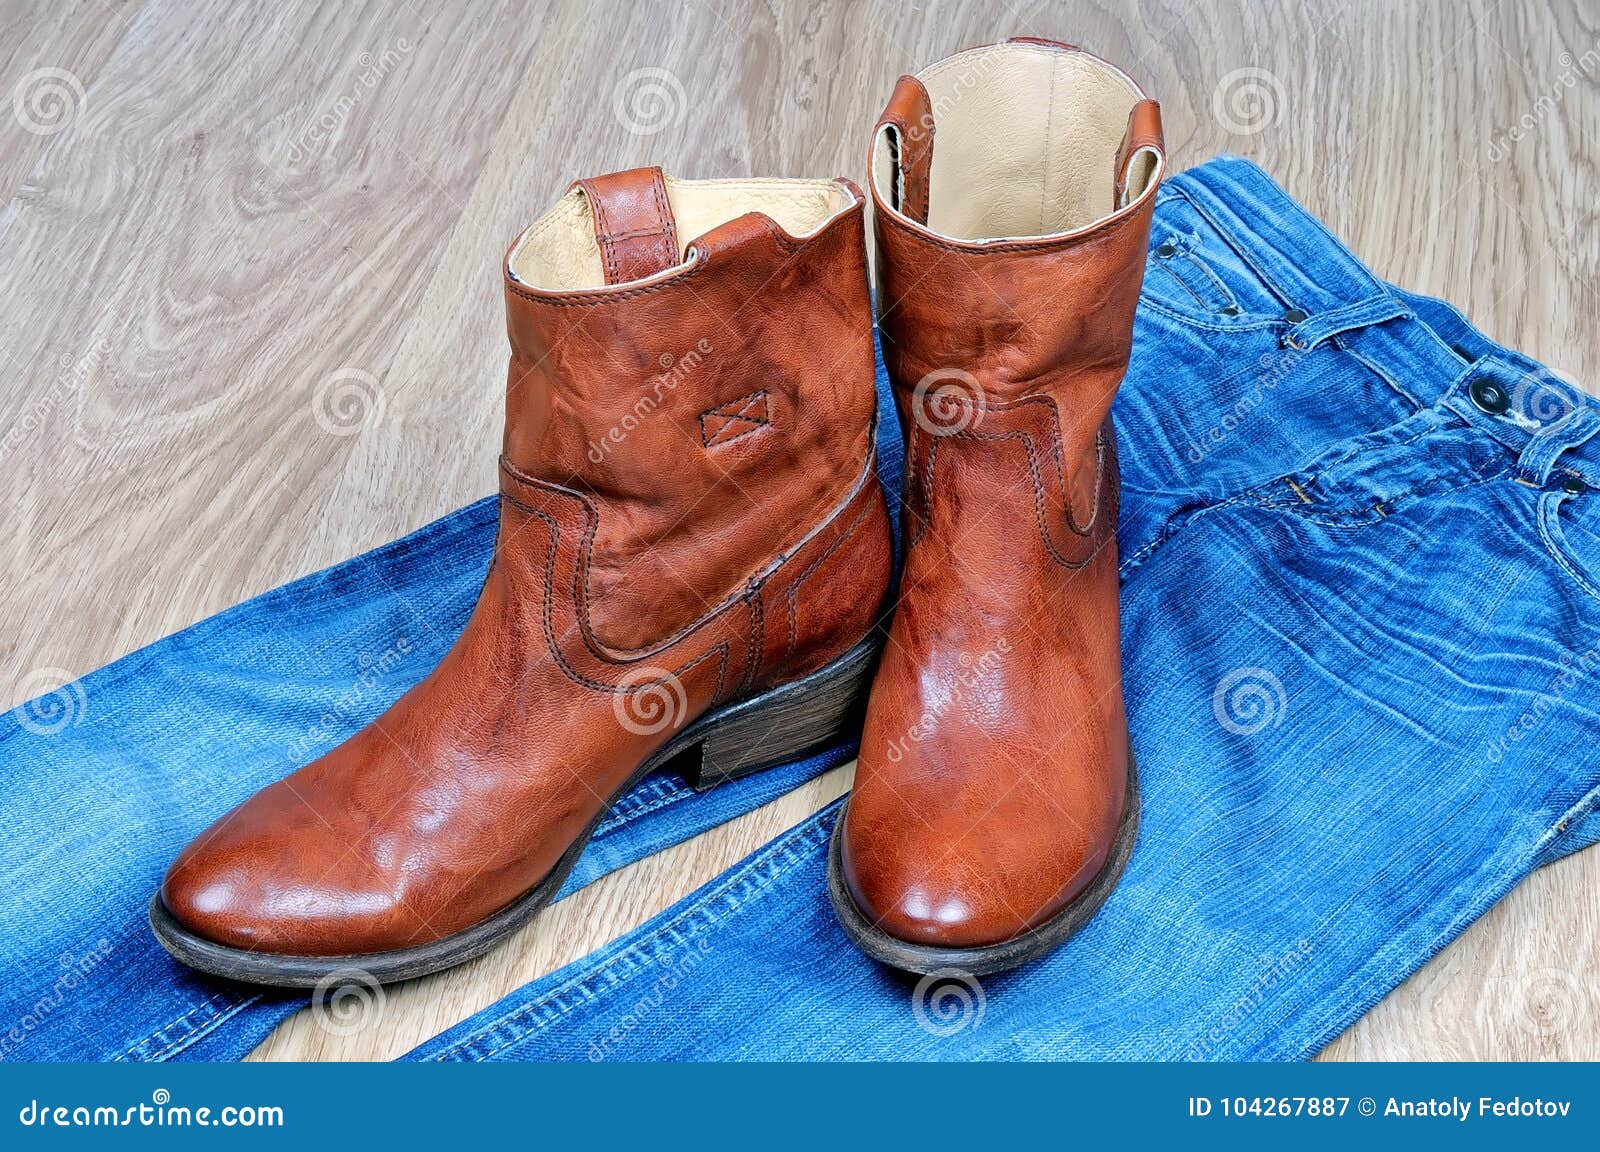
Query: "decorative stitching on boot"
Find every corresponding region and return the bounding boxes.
[699,390,770,448]
[738,584,765,696]
[911,396,1114,571]
[497,490,731,700]
[785,494,877,662]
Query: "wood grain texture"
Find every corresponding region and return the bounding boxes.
[2,0,1595,1061]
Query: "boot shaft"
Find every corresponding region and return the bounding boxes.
[500,169,879,650]
[868,39,1164,458]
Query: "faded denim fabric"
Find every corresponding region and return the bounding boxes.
[0,352,905,1063]
[404,157,1600,1061]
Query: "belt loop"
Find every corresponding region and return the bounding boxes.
[1515,404,1600,487]
[1283,295,1411,352]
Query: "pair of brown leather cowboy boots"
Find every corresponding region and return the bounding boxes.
[151,38,1165,984]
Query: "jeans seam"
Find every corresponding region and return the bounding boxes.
[1173,249,1241,312]
[1298,411,1450,477]
[1536,490,1600,604]
[1119,479,1279,576]
[116,991,258,1062]
[593,777,693,837]
[1139,294,1280,334]
[1149,259,1212,310]
[140,995,262,1062]
[427,810,835,1060]
[1259,464,1513,528]
[1340,342,1428,409]
[1164,183,1296,306]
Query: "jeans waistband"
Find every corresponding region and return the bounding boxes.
[1170,156,1600,489]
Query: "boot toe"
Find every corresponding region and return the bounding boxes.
[839,760,1123,952]
[838,812,1038,950]
[160,783,416,957]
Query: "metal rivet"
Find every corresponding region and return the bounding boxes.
[1469,377,1510,415]
[1562,474,1587,496]
[1283,308,1309,325]
[1155,241,1177,258]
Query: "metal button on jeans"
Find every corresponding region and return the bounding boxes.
[1469,377,1510,415]
[1284,307,1309,324]
[1562,474,1587,496]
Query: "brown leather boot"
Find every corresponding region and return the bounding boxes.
[828,39,1164,975]
[153,167,892,986]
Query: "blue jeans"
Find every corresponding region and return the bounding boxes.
[404,157,1600,1061]
[3,157,1595,1062]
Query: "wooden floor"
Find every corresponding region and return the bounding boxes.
[3,0,1596,1061]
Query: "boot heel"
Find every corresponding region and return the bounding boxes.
[685,634,881,791]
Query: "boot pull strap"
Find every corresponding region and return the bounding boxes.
[572,167,681,284]
[874,76,934,224]
[1114,100,1165,208]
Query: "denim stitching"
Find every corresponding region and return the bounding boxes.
[1149,260,1212,310]
[594,776,693,837]
[117,992,257,1062]
[1537,489,1600,604]
[1175,249,1241,310]
[427,812,834,1060]
[1253,465,1513,528]
[1162,182,1295,305]
[458,818,832,1060]
[1340,343,1427,409]
[1139,295,1280,334]
[134,995,263,1063]
[1294,410,1454,478]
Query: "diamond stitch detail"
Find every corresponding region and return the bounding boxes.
[700,390,770,448]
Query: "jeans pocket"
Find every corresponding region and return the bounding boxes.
[1538,487,1600,603]
[1142,188,1289,329]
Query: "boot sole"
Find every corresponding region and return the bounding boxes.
[148,633,883,989]
[825,747,1140,978]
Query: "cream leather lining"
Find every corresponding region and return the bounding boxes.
[509,176,858,291]
[877,43,1162,242]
